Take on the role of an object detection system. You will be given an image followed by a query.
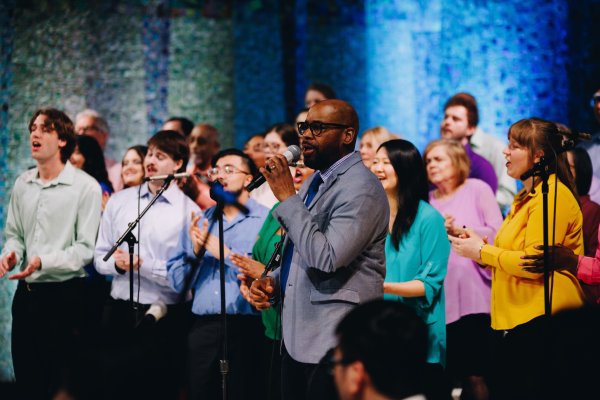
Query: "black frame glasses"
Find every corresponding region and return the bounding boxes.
[591,94,600,107]
[297,121,351,137]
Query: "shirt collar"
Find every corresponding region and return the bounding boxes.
[320,151,357,183]
[26,161,75,186]
[139,181,181,204]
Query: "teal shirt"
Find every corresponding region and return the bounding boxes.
[384,201,449,366]
[1,162,102,282]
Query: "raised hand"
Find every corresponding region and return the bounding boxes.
[520,244,578,275]
[0,251,18,278]
[444,214,465,237]
[189,212,209,256]
[230,253,265,280]
[449,228,485,262]
[248,276,275,310]
[9,256,41,280]
[262,154,296,202]
[113,248,143,273]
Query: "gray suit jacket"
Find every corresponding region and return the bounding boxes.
[272,152,389,363]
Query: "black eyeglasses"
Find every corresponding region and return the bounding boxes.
[297,121,351,137]
[591,94,600,107]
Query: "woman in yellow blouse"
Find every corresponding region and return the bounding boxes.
[449,118,584,399]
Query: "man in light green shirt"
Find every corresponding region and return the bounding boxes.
[0,108,101,399]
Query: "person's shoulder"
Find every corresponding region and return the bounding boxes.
[108,185,140,203]
[178,186,202,211]
[465,177,492,191]
[346,156,384,186]
[418,201,445,225]
[72,168,102,193]
[550,179,580,208]
[477,129,506,147]
[469,149,494,167]
[14,168,36,184]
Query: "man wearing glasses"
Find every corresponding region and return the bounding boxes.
[331,300,428,400]
[246,99,389,399]
[168,148,268,400]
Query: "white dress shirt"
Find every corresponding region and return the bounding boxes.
[94,182,201,304]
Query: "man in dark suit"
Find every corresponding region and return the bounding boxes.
[246,99,389,399]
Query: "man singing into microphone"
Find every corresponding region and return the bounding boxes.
[94,130,200,399]
[168,148,268,400]
[246,99,389,399]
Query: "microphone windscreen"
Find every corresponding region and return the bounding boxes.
[285,145,302,163]
[145,302,167,322]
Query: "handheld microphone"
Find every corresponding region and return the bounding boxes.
[136,302,167,330]
[144,172,190,182]
[246,145,302,192]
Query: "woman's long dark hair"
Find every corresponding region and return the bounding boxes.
[76,135,113,192]
[380,140,429,249]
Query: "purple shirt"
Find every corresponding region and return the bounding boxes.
[429,179,503,324]
[466,143,498,194]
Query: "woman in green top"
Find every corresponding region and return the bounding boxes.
[231,158,314,399]
[370,139,450,400]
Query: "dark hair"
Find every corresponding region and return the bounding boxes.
[244,133,265,146]
[75,135,113,191]
[380,140,429,249]
[165,116,194,138]
[29,108,76,163]
[567,147,593,196]
[265,123,300,148]
[444,92,479,128]
[335,299,427,399]
[508,118,577,199]
[212,148,259,178]
[122,145,148,166]
[147,130,189,173]
[307,83,337,100]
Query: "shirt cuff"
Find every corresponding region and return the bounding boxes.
[480,244,500,268]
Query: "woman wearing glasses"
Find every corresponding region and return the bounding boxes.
[449,118,585,398]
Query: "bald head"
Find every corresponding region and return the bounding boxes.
[310,99,359,147]
[302,99,359,171]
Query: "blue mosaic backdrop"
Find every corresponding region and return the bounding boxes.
[0,0,598,380]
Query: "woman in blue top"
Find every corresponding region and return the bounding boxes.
[371,139,450,399]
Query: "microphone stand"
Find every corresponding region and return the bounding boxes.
[214,197,229,400]
[102,177,173,325]
[524,158,552,318]
[520,138,574,319]
[176,182,249,400]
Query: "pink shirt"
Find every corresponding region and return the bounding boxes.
[578,226,600,285]
[430,179,504,324]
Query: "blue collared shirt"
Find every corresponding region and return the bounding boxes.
[94,183,201,305]
[168,198,268,316]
